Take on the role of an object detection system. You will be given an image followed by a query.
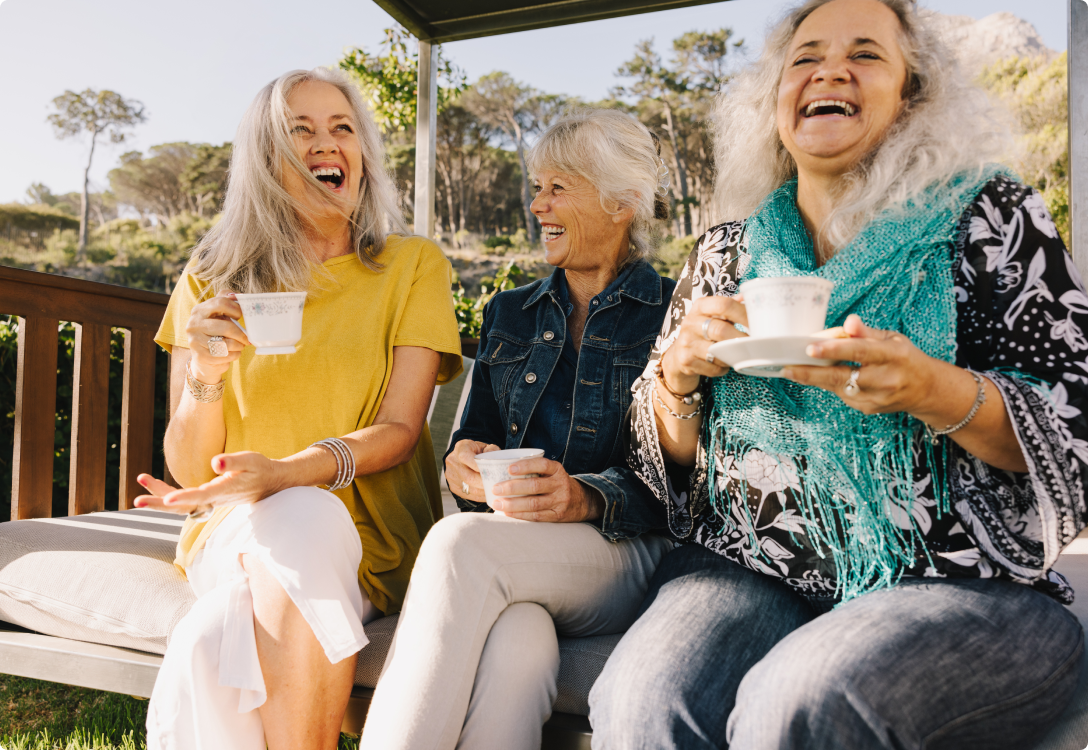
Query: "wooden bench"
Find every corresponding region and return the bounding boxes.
[3,264,1087,749]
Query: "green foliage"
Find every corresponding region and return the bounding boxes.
[47,90,146,145]
[0,316,169,523]
[109,143,231,220]
[979,53,1069,245]
[653,234,697,278]
[338,26,465,133]
[0,204,80,233]
[452,261,525,338]
[481,235,513,250]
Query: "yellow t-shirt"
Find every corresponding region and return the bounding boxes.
[154,235,463,615]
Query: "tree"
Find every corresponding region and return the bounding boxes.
[108,142,230,221]
[463,73,564,244]
[47,89,146,261]
[339,25,465,133]
[179,142,232,217]
[980,53,1069,245]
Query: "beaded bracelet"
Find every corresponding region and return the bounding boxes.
[314,438,356,491]
[923,370,987,445]
[649,359,702,405]
[654,388,703,421]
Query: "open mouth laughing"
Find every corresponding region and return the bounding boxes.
[311,165,345,190]
[542,224,566,242]
[802,99,858,118]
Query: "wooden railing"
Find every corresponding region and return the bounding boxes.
[2,266,171,520]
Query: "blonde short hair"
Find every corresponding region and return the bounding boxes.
[189,67,407,294]
[528,109,668,264]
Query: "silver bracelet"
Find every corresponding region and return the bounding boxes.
[185,358,225,404]
[924,370,987,445]
[654,386,703,421]
[314,438,356,491]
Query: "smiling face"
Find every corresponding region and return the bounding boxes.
[776,0,909,180]
[530,169,633,273]
[281,81,364,222]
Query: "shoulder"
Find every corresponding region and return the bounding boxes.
[170,263,213,306]
[487,276,548,312]
[960,176,1061,241]
[377,234,453,278]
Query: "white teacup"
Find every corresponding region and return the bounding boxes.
[475,448,545,513]
[233,292,307,355]
[738,277,834,339]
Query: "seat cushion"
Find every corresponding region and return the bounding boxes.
[0,508,195,654]
[1033,556,1088,749]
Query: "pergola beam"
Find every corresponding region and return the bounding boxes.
[1071,0,1088,279]
[414,40,438,239]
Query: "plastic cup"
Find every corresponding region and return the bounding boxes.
[475,448,545,513]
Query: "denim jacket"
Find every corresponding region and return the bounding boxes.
[447,260,676,541]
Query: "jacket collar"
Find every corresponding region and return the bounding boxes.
[522,261,663,310]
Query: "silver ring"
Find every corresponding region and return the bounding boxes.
[706,351,716,365]
[187,504,214,521]
[461,481,471,496]
[701,318,714,341]
[207,336,228,358]
[844,367,861,397]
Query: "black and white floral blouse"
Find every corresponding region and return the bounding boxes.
[627,176,1088,604]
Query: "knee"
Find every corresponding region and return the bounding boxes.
[416,513,502,577]
[589,640,685,747]
[167,586,231,669]
[479,603,560,691]
[249,487,359,557]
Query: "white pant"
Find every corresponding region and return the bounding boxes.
[360,513,672,750]
[146,487,375,750]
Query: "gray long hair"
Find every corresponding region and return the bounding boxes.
[713,0,1011,250]
[189,68,407,295]
[528,108,669,264]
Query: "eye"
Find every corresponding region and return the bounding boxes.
[335,123,354,133]
[291,125,312,135]
[853,51,881,61]
[532,183,542,193]
[792,55,818,67]
[552,183,564,192]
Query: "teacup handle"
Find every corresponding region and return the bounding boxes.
[231,319,247,336]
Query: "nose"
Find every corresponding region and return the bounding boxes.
[530,189,548,217]
[811,53,851,84]
[312,128,339,154]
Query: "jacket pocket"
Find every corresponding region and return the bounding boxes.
[480,335,532,402]
[612,339,655,406]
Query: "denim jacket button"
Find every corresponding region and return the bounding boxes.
[511,423,518,435]
[525,372,537,383]
[543,331,554,341]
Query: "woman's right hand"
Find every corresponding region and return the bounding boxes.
[445,440,500,502]
[660,295,748,394]
[185,294,251,382]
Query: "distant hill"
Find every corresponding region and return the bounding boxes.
[930,11,1057,75]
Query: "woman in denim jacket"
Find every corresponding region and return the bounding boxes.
[361,110,676,750]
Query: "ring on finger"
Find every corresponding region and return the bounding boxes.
[701,318,714,341]
[207,336,228,358]
[843,367,862,397]
[461,481,471,496]
[188,504,214,521]
[706,350,716,365]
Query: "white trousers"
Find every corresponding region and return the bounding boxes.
[146,487,375,750]
[359,513,672,750]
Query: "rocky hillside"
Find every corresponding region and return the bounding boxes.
[930,11,1056,75]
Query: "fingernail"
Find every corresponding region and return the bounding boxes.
[806,345,821,357]
[214,458,224,471]
[781,368,796,381]
[137,476,147,486]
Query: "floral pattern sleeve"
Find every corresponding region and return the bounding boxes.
[948,177,1088,589]
[625,178,1088,603]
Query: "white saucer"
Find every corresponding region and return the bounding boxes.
[707,336,838,378]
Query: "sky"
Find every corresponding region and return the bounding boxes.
[0,0,1071,204]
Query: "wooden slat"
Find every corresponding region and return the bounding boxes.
[68,323,111,516]
[119,329,157,509]
[0,266,168,332]
[11,317,58,520]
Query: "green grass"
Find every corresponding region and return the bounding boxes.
[0,675,359,749]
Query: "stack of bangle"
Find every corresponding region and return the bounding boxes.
[314,437,356,491]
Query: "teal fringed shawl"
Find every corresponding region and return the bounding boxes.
[706,167,1009,602]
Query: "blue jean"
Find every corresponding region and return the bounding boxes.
[589,544,1084,750]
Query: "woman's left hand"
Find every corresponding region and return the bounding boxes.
[490,458,604,523]
[781,314,939,416]
[134,451,285,516]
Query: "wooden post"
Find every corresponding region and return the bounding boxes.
[68,323,111,516]
[11,317,58,520]
[414,40,438,239]
[1071,0,1088,278]
[119,329,157,509]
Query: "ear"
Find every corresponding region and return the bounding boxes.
[612,204,636,225]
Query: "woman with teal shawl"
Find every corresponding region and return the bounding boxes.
[589,0,1088,748]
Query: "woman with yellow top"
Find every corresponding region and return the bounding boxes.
[133,67,462,750]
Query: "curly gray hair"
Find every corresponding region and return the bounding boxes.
[713,0,1011,250]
